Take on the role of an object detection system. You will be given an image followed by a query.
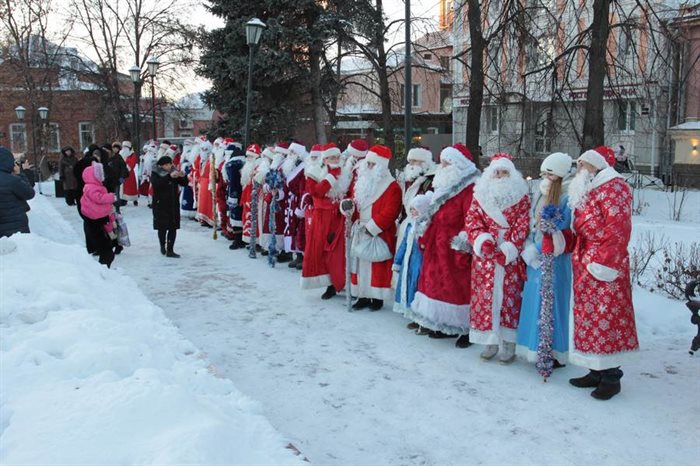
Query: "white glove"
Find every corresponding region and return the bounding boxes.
[227,197,238,208]
[294,207,305,219]
[450,231,471,252]
[521,242,542,270]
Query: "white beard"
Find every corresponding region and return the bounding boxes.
[474,169,529,211]
[354,163,390,208]
[281,153,299,177]
[326,162,341,169]
[432,164,464,194]
[403,164,425,182]
[568,170,594,211]
[241,159,256,186]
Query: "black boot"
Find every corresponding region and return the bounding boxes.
[134,200,138,206]
[591,368,623,400]
[369,299,383,311]
[166,242,180,258]
[455,334,472,348]
[428,331,457,339]
[553,360,566,369]
[406,322,419,330]
[321,286,336,300]
[295,253,303,270]
[114,244,124,255]
[569,370,601,388]
[288,254,299,268]
[277,251,292,263]
[160,244,166,256]
[352,298,371,310]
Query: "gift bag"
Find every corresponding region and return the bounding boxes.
[115,213,131,247]
[351,223,391,262]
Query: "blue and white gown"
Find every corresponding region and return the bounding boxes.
[392,221,424,317]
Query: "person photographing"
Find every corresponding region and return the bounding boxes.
[151,155,188,257]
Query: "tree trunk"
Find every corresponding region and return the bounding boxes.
[374,0,394,155]
[465,0,484,168]
[310,40,327,144]
[581,0,611,151]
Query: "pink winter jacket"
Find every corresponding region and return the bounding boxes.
[80,163,115,220]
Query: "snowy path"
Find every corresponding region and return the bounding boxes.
[49,198,699,466]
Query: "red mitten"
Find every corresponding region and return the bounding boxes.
[495,250,507,266]
[562,229,576,254]
[481,240,495,257]
[541,234,554,255]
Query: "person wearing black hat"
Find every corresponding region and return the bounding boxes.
[151,155,188,257]
[0,146,35,237]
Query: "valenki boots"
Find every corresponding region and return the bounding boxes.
[480,345,499,360]
[569,370,602,388]
[591,368,623,400]
[499,341,516,364]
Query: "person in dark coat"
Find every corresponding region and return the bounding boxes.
[151,155,188,257]
[74,146,99,253]
[0,146,36,237]
[59,146,80,205]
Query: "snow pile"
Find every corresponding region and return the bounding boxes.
[0,233,303,465]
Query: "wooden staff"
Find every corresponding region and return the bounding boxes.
[340,198,355,312]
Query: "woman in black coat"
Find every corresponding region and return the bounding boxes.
[151,156,188,257]
[0,147,35,238]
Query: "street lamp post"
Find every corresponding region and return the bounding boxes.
[244,18,266,148]
[404,0,412,157]
[147,56,159,141]
[129,65,141,155]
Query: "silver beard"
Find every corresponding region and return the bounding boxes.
[354,164,389,207]
[568,170,595,210]
[403,164,425,182]
[432,164,463,192]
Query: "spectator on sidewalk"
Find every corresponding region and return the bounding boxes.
[0,146,36,238]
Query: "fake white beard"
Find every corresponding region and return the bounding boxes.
[354,163,390,208]
[119,147,131,158]
[474,169,528,211]
[568,170,595,210]
[403,163,425,182]
[241,159,256,186]
[325,161,341,169]
[281,153,299,177]
[306,157,321,169]
[432,164,464,193]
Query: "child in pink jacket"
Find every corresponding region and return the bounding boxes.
[81,162,117,238]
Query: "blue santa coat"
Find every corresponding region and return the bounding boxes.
[516,194,572,363]
[180,162,195,212]
[393,222,423,315]
[225,151,245,226]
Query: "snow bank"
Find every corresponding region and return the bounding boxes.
[0,233,303,465]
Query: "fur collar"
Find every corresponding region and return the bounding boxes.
[592,166,623,190]
[416,170,480,235]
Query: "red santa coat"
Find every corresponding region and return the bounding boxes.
[570,168,639,370]
[121,152,139,201]
[216,160,232,238]
[284,162,306,253]
[465,195,530,345]
[196,157,215,226]
[408,175,478,334]
[350,177,402,300]
[301,166,346,290]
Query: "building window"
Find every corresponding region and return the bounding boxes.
[10,123,27,153]
[488,107,499,134]
[535,113,552,154]
[47,123,60,152]
[439,55,451,72]
[179,117,193,129]
[618,24,635,64]
[179,132,193,138]
[79,122,95,149]
[618,101,636,133]
[400,84,422,108]
[423,53,432,60]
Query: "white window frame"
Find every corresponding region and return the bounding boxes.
[10,123,27,154]
[412,83,422,108]
[534,113,552,154]
[47,123,60,152]
[618,101,636,134]
[79,121,95,150]
[489,107,499,134]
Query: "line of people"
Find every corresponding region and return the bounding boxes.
[162,138,638,401]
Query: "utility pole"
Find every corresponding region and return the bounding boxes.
[404,0,412,156]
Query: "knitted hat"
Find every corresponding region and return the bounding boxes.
[365,144,392,168]
[323,143,342,159]
[407,146,433,164]
[540,152,572,178]
[347,139,369,159]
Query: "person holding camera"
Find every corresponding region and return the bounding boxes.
[0,146,36,238]
[151,155,188,257]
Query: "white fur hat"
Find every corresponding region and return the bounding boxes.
[121,141,132,149]
[540,152,572,178]
[577,148,609,170]
[262,147,275,160]
[289,142,307,157]
[409,192,433,216]
[407,147,433,164]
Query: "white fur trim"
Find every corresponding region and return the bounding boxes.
[405,292,470,335]
[450,231,471,252]
[366,151,390,168]
[552,230,566,256]
[288,142,306,156]
[275,145,290,155]
[407,147,432,164]
[578,149,608,170]
[323,173,336,186]
[473,233,495,258]
[517,345,568,364]
[591,166,624,190]
[520,241,541,269]
[498,241,519,265]
[323,146,341,158]
[586,262,619,282]
[568,348,637,371]
[391,264,401,272]
[470,327,518,345]
[294,207,305,218]
[300,274,331,290]
[439,146,464,166]
[365,219,382,236]
[347,145,367,159]
[489,157,516,173]
[305,164,325,182]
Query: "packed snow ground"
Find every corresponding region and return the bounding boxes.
[0,196,304,465]
[10,188,700,465]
